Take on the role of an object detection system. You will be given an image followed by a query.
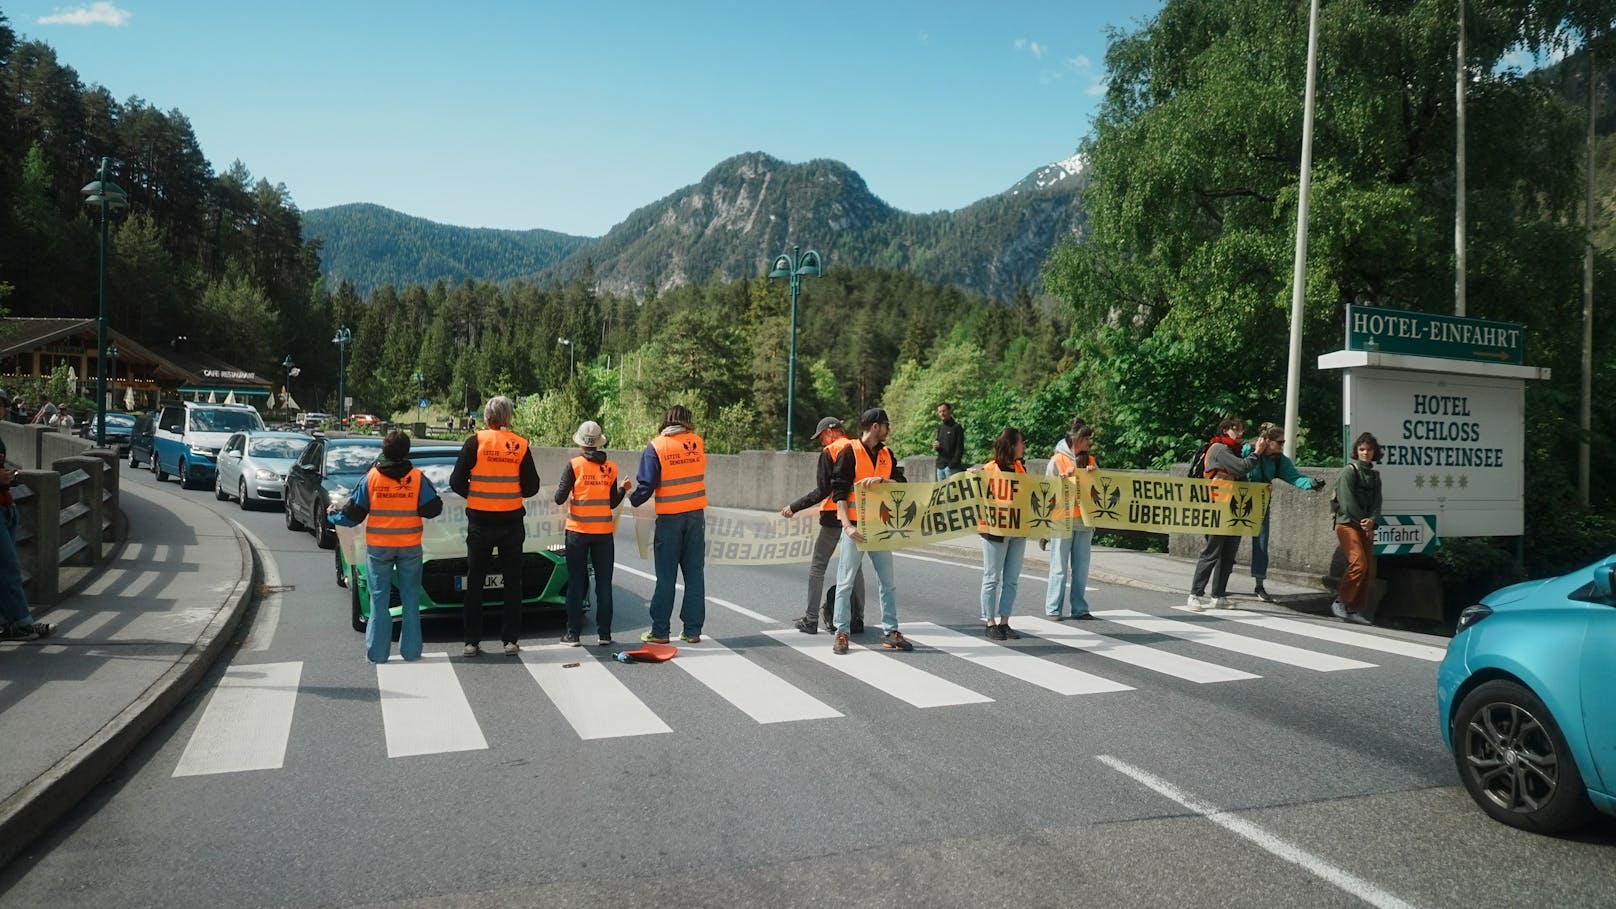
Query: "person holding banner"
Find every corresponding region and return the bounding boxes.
[978,427,1029,639]
[829,408,913,655]
[1330,432,1382,626]
[1243,422,1318,602]
[1045,418,1098,620]
[1188,418,1273,611]
[553,420,631,646]
[450,395,541,657]
[781,415,866,635]
[629,405,708,644]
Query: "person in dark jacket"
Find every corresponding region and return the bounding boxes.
[781,416,865,634]
[933,402,966,479]
[449,396,540,657]
[1187,417,1274,611]
[552,420,631,646]
[1330,432,1383,626]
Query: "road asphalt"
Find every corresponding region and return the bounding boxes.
[0,492,1333,871]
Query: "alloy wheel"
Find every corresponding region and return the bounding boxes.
[1462,700,1560,815]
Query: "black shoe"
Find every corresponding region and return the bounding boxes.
[794,616,818,635]
[560,632,580,646]
[1072,612,1098,621]
[985,623,1006,641]
[1000,623,1021,640]
[850,620,865,634]
[1254,583,1275,603]
[881,631,914,652]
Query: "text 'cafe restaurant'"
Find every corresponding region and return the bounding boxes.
[0,317,274,412]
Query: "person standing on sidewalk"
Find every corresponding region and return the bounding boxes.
[329,430,443,663]
[1188,418,1273,611]
[1045,418,1098,620]
[553,420,631,647]
[828,408,913,655]
[1330,432,1382,626]
[450,395,540,657]
[629,405,707,644]
[0,395,53,641]
[1243,422,1317,601]
[933,402,966,479]
[977,427,1029,639]
[781,416,867,635]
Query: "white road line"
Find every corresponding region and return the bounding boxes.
[763,629,993,708]
[1097,755,1416,909]
[901,621,1134,696]
[173,661,302,777]
[671,636,842,724]
[1170,607,1447,662]
[376,652,488,758]
[520,646,672,740]
[1094,610,1376,672]
[1014,615,1259,684]
[615,564,774,623]
[233,523,282,652]
[57,609,115,640]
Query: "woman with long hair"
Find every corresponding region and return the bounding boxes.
[978,426,1028,639]
[1330,432,1382,625]
[1045,417,1097,620]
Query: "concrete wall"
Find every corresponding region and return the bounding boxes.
[0,423,92,469]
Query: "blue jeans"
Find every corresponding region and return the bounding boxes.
[1250,506,1272,580]
[833,529,898,633]
[0,505,36,626]
[1045,529,1093,617]
[649,510,705,637]
[366,544,423,663]
[937,465,960,480]
[980,536,1025,621]
[565,530,614,638]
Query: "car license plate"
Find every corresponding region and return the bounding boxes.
[453,573,504,592]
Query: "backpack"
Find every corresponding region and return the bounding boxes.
[1187,442,1212,479]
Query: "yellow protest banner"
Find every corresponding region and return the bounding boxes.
[1073,470,1269,536]
[855,471,1077,551]
[631,505,821,565]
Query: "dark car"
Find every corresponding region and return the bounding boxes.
[81,411,136,452]
[127,414,156,469]
[283,437,461,550]
[333,451,572,633]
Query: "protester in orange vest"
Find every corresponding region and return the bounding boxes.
[330,430,444,663]
[449,396,540,656]
[628,405,707,644]
[780,416,866,635]
[1044,418,1098,620]
[1187,417,1273,611]
[827,408,913,655]
[552,420,631,647]
[975,426,1029,639]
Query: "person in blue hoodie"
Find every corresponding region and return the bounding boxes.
[1241,422,1317,601]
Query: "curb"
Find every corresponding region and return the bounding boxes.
[0,517,260,869]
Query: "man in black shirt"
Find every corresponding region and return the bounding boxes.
[933,402,965,479]
[780,416,865,634]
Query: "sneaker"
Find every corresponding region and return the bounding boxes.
[503,641,521,656]
[641,631,671,644]
[462,643,481,657]
[832,632,850,655]
[1330,600,1349,620]
[597,636,613,647]
[1047,613,1066,621]
[881,631,914,652]
[1344,611,1373,626]
[1000,623,1021,640]
[1212,596,1233,610]
[850,620,865,634]
[793,616,818,635]
[984,623,1003,640]
[23,622,52,639]
[0,622,39,642]
[1072,612,1098,621]
[679,631,702,643]
[560,632,580,647]
[1254,583,1275,603]
[1185,594,1212,612]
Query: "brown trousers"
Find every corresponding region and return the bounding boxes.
[1335,522,1376,613]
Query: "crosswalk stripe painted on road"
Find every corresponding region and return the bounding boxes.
[173,661,302,777]
[1013,616,1260,684]
[1094,610,1376,672]
[763,629,993,708]
[520,646,672,740]
[377,653,488,758]
[671,636,843,724]
[1171,606,1448,662]
[900,622,1134,696]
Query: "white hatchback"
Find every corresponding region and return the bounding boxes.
[214,430,313,509]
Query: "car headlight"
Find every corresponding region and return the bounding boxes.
[189,446,218,458]
[253,468,279,481]
[1455,604,1492,631]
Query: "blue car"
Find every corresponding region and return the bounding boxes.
[1438,553,1616,833]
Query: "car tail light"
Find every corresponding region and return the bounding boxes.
[1456,604,1492,631]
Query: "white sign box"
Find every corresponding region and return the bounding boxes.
[1343,368,1523,537]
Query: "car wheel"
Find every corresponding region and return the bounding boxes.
[179,459,195,490]
[153,456,168,483]
[315,498,335,549]
[350,568,367,632]
[128,449,139,469]
[1452,679,1597,834]
[284,491,305,531]
[238,479,251,511]
[214,474,229,500]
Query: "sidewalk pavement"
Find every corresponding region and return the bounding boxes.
[0,497,1328,871]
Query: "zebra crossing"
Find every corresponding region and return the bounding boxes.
[170,608,1446,778]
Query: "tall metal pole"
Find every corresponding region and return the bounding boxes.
[1455,0,1468,316]
[1282,0,1321,460]
[94,158,110,447]
[1581,42,1596,505]
[786,245,800,452]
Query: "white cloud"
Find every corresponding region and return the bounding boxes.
[38,3,132,27]
[1014,38,1046,60]
[1070,55,1091,70]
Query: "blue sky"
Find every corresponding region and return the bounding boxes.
[10,1,1165,236]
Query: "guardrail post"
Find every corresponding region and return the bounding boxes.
[82,448,120,542]
[14,469,61,606]
[52,456,102,567]
[19,424,54,469]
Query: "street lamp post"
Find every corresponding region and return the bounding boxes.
[331,327,353,426]
[556,337,574,377]
[768,244,822,450]
[81,157,128,448]
[282,355,297,420]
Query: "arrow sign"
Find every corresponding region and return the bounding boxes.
[1374,514,1439,555]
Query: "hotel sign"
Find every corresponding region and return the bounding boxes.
[1346,305,1523,365]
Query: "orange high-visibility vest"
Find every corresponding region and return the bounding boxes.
[565,455,618,534]
[650,431,706,514]
[466,428,529,512]
[365,467,425,548]
[845,441,893,523]
[1050,451,1097,522]
[818,436,856,514]
[978,460,1026,533]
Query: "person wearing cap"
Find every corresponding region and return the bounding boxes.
[0,395,54,641]
[628,405,707,644]
[827,408,913,655]
[780,416,866,635]
[553,420,631,646]
[1241,422,1317,602]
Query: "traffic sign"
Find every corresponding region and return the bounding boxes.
[1374,514,1439,555]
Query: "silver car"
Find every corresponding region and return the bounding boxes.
[215,430,313,509]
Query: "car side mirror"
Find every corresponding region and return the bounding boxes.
[1594,564,1615,600]
[226,450,242,459]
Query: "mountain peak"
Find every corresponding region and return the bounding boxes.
[1008,153,1086,196]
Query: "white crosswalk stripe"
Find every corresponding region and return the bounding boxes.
[1013,615,1260,684]
[763,629,993,708]
[900,622,1134,696]
[1170,606,1448,662]
[520,645,672,740]
[1094,610,1377,672]
[173,661,302,777]
[377,652,488,757]
[671,635,842,724]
